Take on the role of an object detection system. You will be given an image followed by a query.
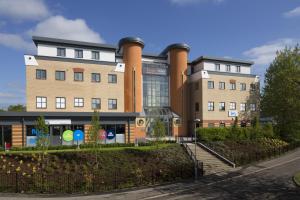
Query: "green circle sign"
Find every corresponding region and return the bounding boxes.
[63,130,73,142]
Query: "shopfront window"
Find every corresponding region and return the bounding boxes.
[0,125,12,149]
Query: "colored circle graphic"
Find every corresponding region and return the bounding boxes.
[63,130,73,142]
[106,130,115,140]
[73,130,84,141]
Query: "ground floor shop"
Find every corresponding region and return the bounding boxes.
[0,111,181,148]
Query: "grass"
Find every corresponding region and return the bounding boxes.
[0,143,172,155]
[294,171,300,187]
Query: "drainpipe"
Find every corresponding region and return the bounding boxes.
[133,67,136,113]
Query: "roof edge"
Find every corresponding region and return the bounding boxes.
[118,37,145,49]
[160,43,190,55]
[192,55,254,65]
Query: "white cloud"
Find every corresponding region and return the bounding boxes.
[0,92,18,98]
[27,15,104,43]
[284,6,300,18]
[0,0,50,21]
[0,33,35,52]
[170,0,224,6]
[243,38,300,65]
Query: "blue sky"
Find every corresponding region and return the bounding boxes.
[0,0,299,108]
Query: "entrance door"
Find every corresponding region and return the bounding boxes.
[50,126,62,146]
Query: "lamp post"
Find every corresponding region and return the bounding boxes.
[194,118,201,180]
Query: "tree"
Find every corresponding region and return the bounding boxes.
[35,116,49,151]
[152,118,166,144]
[7,104,26,112]
[261,46,300,141]
[88,110,101,168]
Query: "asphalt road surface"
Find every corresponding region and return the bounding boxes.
[1,148,299,200]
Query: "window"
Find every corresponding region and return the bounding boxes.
[236,66,241,73]
[108,99,117,110]
[240,83,246,91]
[75,49,83,58]
[36,97,47,109]
[219,102,225,111]
[208,101,214,111]
[92,98,101,109]
[219,82,225,90]
[91,73,100,82]
[108,74,117,83]
[195,81,199,90]
[36,69,46,80]
[195,102,199,112]
[215,64,220,71]
[74,72,83,81]
[240,103,246,111]
[250,83,256,91]
[230,102,236,110]
[74,98,84,107]
[55,71,65,81]
[208,123,214,128]
[250,103,256,111]
[219,123,225,127]
[57,48,66,57]
[226,65,231,72]
[56,97,66,109]
[208,81,214,89]
[91,51,99,60]
[229,82,236,90]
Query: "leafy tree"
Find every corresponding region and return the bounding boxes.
[152,118,166,144]
[88,110,101,168]
[261,46,300,141]
[35,116,49,164]
[7,104,26,112]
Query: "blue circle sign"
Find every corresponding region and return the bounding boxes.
[73,130,84,141]
[106,130,115,140]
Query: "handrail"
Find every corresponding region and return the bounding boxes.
[197,142,236,168]
[182,143,204,175]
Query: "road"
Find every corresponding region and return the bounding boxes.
[1,148,299,200]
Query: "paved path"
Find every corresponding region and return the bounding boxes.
[0,148,300,200]
[186,143,236,176]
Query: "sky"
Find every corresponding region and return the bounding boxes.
[0,0,299,108]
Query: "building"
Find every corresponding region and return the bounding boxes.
[0,36,259,148]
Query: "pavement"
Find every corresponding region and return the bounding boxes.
[0,147,299,200]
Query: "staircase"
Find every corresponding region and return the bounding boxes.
[186,143,236,176]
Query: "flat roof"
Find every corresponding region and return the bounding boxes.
[32,36,117,50]
[192,56,254,65]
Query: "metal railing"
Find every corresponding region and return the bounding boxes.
[182,143,204,176]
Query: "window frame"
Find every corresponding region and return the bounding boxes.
[91,51,100,60]
[208,101,214,111]
[219,82,225,90]
[55,97,66,109]
[108,74,117,83]
[215,63,221,71]
[74,49,83,58]
[36,96,47,109]
[55,71,65,81]
[195,102,199,112]
[236,65,241,73]
[91,73,101,83]
[108,99,117,110]
[74,97,84,107]
[208,81,214,89]
[250,103,256,111]
[36,69,47,80]
[229,102,236,110]
[226,65,231,72]
[240,83,246,91]
[240,103,246,111]
[229,82,236,90]
[57,47,66,57]
[91,98,101,110]
[74,72,84,82]
[219,102,225,111]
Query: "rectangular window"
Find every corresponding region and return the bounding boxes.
[229,83,236,90]
[208,81,214,89]
[240,103,246,111]
[56,97,66,109]
[36,97,47,109]
[108,99,117,110]
[208,123,215,128]
[226,65,231,72]
[36,69,46,80]
[240,83,246,91]
[55,71,65,81]
[108,74,117,83]
[236,66,241,73]
[219,82,225,90]
[230,102,236,110]
[208,101,214,111]
[74,72,83,81]
[91,51,99,60]
[250,103,256,111]
[219,102,225,111]
[92,98,101,109]
[75,49,83,58]
[57,48,66,57]
[215,64,220,71]
[195,102,199,112]
[74,98,84,107]
[250,83,256,91]
[91,73,100,82]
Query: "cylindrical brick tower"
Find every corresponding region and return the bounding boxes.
[118,37,144,113]
[162,44,190,136]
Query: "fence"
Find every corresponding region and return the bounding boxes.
[0,165,194,194]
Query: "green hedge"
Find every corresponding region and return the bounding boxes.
[197,123,275,142]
